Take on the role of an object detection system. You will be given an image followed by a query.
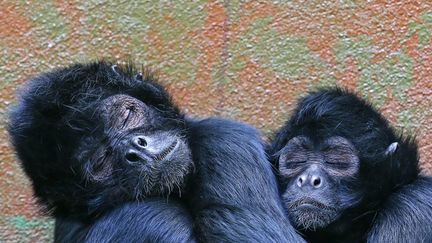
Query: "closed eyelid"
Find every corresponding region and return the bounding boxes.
[279,148,308,163]
[100,95,152,130]
[278,136,312,162]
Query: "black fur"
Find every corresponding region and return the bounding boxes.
[367,176,432,242]
[187,118,305,242]
[8,61,186,219]
[9,61,304,242]
[8,61,196,242]
[55,200,195,243]
[269,88,432,242]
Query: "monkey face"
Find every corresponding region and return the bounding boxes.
[9,62,194,218]
[277,136,361,230]
[76,94,193,200]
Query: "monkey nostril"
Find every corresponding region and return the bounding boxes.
[134,136,147,148]
[312,176,322,188]
[297,175,306,187]
[138,137,147,147]
[126,152,140,163]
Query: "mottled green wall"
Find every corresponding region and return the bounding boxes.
[1,1,431,241]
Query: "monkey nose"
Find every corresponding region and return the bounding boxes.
[296,174,323,189]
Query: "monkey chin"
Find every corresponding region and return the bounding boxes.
[288,201,340,231]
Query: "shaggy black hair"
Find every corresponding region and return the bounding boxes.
[9,61,305,242]
[8,61,185,218]
[269,88,431,242]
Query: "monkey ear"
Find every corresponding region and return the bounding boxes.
[135,72,143,81]
[111,64,120,75]
[385,142,399,156]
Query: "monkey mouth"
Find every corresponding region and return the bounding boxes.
[154,139,178,162]
[289,198,336,212]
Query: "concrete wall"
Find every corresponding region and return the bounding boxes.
[1,1,431,241]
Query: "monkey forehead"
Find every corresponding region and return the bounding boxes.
[284,136,311,148]
[323,136,357,152]
[285,136,356,151]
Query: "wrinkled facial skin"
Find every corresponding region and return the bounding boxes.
[278,136,360,231]
[77,94,193,199]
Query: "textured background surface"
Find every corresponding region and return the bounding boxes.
[1,1,431,241]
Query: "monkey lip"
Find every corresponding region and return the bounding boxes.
[153,139,178,162]
[289,198,336,212]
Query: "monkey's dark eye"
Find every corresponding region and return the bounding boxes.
[325,160,350,169]
[321,146,332,152]
[325,160,338,165]
[301,143,310,150]
[285,160,307,168]
[289,160,306,164]
[122,106,134,125]
[102,95,149,130]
